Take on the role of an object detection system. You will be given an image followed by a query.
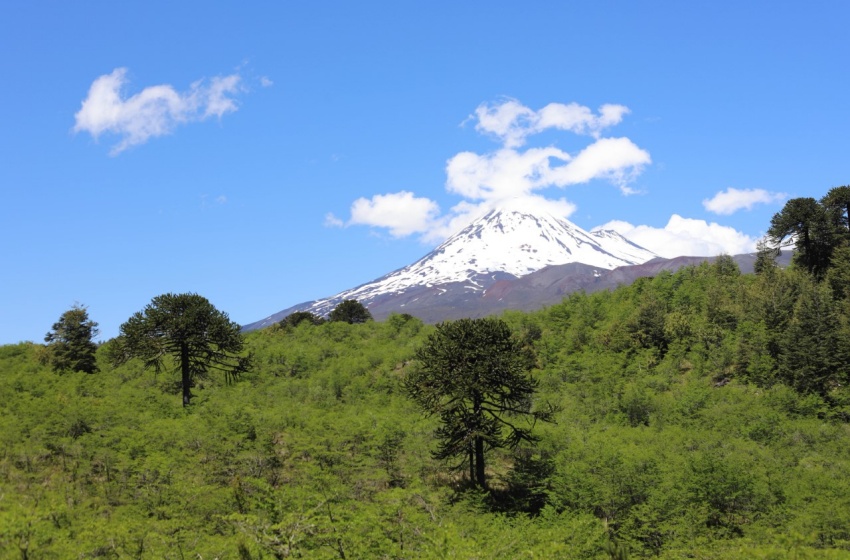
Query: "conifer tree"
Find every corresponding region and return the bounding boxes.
[405,317,551,488]
[113,293,251,406]
[754,238,780,275]
[44,304,99,373]
[769,197,836,278]
[779,280,848,396]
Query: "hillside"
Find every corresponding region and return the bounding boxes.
[2,258,850,558]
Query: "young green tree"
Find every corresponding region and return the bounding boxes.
[778,279,847,396]
[754,238,780,275]
[112,293,251,406]
[328,299,373,324]
[43,304,99,373]
[404,317,551,489]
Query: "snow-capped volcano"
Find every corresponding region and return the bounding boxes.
[358,202,656,291]
[243,203,658,330]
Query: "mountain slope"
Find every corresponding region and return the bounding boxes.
[244,203,658,330]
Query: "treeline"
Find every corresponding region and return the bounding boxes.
[2,190,850,558]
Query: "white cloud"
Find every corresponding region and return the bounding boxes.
[548,137,651,194]
[445,137,649,202]
[702,187,787,215]
[348,192,441,237]
[596,215,758,258]
[335,98,648,243]
[446,146,569,200]
[474,99,630,148]
[74,68,243,155]
[260,76,274,87]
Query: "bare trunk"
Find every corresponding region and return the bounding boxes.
[475,435,486,489]
[473,389,486,488]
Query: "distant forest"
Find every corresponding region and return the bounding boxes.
[2,187,850,558]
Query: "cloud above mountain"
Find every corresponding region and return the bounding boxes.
[330,98,651,242]
[74,68,243,155]
[331,98,780,257]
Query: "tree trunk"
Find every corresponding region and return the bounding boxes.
[475,435,486,489]
[181,342,191,407]
[472,388,486,488]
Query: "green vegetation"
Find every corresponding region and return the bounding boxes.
[42,304,99,374]
[3,189,850,558]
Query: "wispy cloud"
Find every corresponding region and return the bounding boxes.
[473,99,630,148]
[334,98,650,242]
[324,213,344,228]
[74,68,243,155]
[702,187,787,215]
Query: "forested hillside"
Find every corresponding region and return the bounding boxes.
[4,189,850,558]
[3,254,850,559]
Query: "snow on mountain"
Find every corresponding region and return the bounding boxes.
[391,203,651,281]
[244,202,658,330]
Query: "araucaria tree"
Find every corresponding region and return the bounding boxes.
[114,293,251,406]
[404,317,550,488]
[44,304,99,373]
[768,186,850,279]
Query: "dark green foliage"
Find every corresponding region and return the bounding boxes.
[329,299,373,324]
[112,293,251,406]
[279,310,325,328]
[502,447,554,514]
[778,278,848,396]
[404,317,551,488]
[769,196,839,278]
[827,245,850,299]
[822,185,850,237]
[43,304,99,373]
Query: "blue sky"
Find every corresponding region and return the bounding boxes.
[2,1,848,344]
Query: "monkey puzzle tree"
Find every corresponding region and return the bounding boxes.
[768,197,837,279]
[44,304,99,373]
[113,293,251,406]
[404,317,551,489]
